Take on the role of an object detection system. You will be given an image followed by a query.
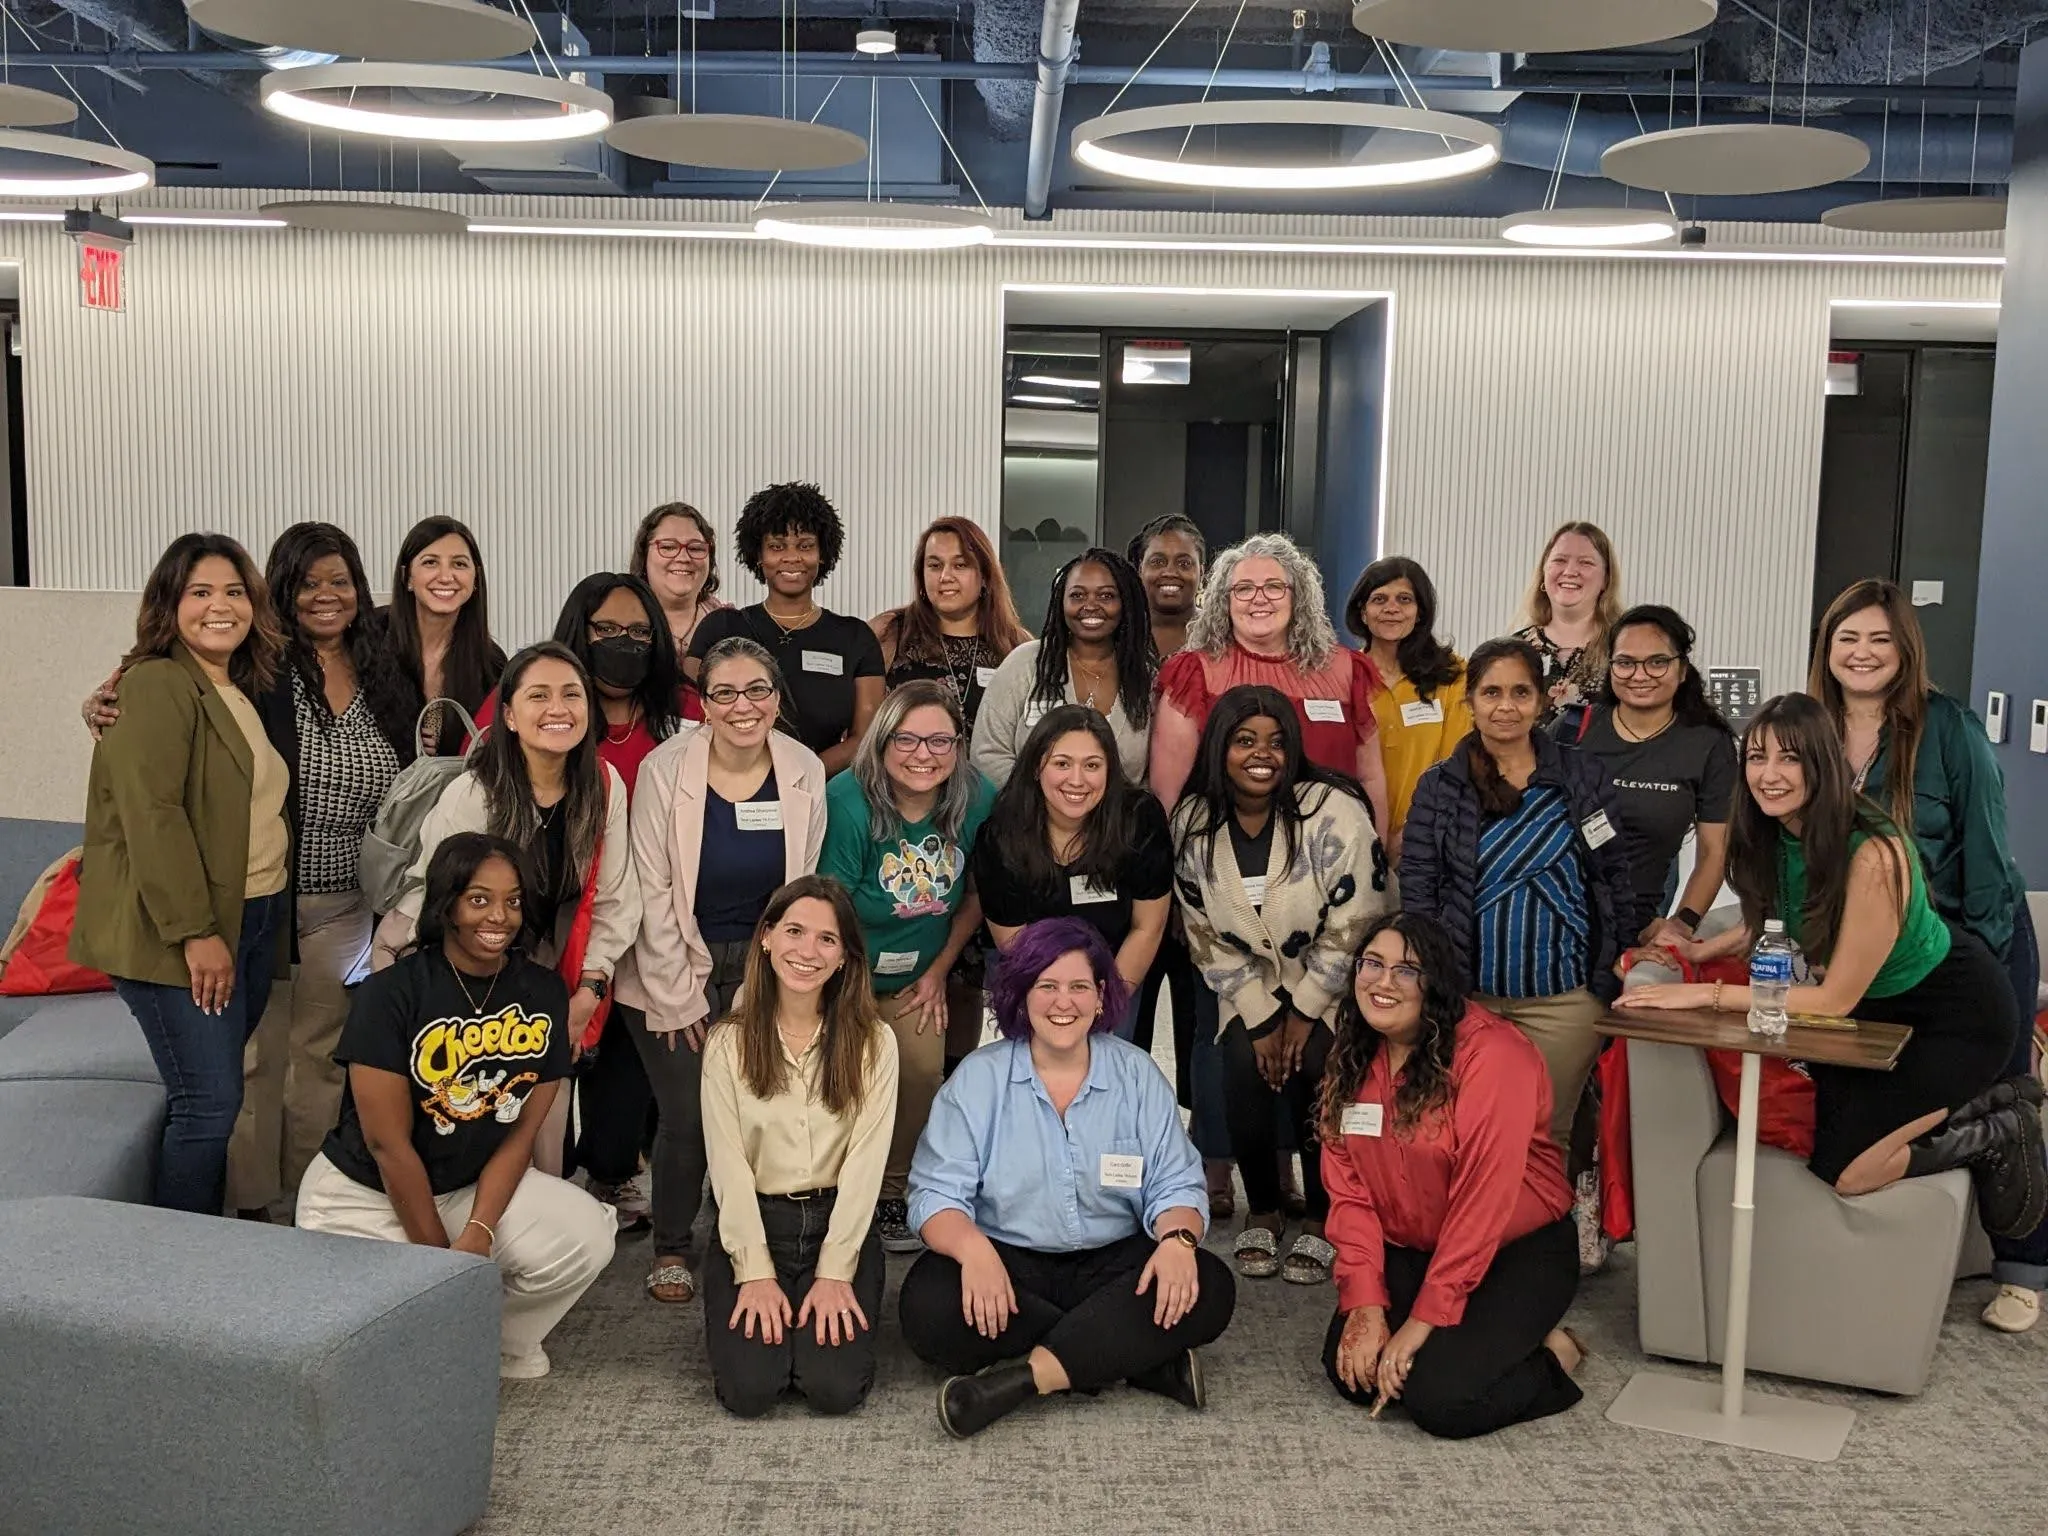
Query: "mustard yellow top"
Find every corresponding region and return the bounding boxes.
[1370,668,1469,838]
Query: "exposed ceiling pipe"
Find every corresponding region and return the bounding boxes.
[1022,0,1082,219]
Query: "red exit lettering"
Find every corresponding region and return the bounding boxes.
[78,240,124,313]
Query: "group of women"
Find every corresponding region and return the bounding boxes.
[68,500,2048,1434]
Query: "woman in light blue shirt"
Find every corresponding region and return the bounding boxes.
[901,917,1236,1438]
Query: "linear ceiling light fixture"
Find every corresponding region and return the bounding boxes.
[754,201,994,250]
[260,63,612,145]
[1500,209,1681,246]
[0,130,153,196]
[1069,102,1500,191]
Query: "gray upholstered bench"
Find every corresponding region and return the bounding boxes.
[0,994,164,1202]
[0,1196,502,1536]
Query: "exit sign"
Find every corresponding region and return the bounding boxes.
[78,239,124,312]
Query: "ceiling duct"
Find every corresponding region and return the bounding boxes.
[973,0,1040,139]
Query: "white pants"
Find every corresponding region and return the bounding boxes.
[297,1153,616,1361]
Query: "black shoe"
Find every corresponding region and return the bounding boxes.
[1128,1348,1206,1411]
[1971,1101,2048,1240]
[938,1361,1037,1440]
[1906,1099,2030,1178]
[1949,1076,2046,1127]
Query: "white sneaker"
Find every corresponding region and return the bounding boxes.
[500,1347,552,1380]
[1982,1284,2041,1334]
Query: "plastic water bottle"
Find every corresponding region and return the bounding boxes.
[1748,920,1799,1038]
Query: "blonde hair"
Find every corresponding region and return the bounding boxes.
[1521,521,1622,673]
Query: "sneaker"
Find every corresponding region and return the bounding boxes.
[875,1198,922,1253]
[1982,1284,2041,1334]
[499,1347,551,1381]
[615,1170,654,1219]
[587,1182,650,1236]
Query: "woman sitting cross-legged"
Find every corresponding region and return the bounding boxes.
[1321,911,1586,1438]
[296,833,616,1380]
[899,917,1237,1439]
[699,876,900,1418]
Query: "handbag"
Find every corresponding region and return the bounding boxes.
[0,848,114,997]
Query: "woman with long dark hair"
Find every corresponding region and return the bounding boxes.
[873,516,1031,736]
[73,533,292,1214]
[1320,912,1585,1438]
[1346,556,1466,862]
[699,876,898,1417]
[970,547,1154,788]
[296,833,614,1380]
[1173,684,1389,1286]
[385,516,506,755]
[1626,695,2042,1234]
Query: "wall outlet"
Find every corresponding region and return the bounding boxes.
[1988,691,2009,744]
[2031,700,2048,755]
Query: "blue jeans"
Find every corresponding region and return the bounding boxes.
[115,891,288,1215]
[1992,903,2047,1291]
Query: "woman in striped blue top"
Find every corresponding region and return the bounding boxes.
[1400,638,1637,1154]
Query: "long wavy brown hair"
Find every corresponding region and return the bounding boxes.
[880,516,1030,669]
[125,532,287,694]
[719,875,884,1118]
[1521,520,1623,676]
[1320,912,1470,1139]
[1807,578,1930,842]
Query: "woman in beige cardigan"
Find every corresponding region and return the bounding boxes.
[625,637,829,1304]
[1172,684,1388,1285]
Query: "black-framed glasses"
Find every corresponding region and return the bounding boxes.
[888,731,959,757]
[705,681,777,706]
[1610,654,1677,679]
[590,620,655,643]
[1357,954,1422,987]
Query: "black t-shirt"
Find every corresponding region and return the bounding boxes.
[323,950,573,1196]
[972,792,1174,952]
[1571,709,1739,918]
[689,605,885,757]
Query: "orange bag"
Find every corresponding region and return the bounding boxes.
[0,848,114,997]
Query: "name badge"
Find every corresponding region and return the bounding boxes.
[1241,874,1268,908]
[1581,811,1617,850]
[1070,876,1117,906]
[1341,1102,1385,1138]
[1400,699,1445,727]
[874,950,919,976]
[976,666,997,688]
[734,801,784,832]
[1303,698,1345,724]
[1099,1153,1144,1189]
[801,649,844,676]
[1021,701,1050,728]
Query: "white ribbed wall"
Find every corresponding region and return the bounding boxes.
[4,196,2001,694]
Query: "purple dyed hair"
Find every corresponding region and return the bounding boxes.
[989,918,1131,1042]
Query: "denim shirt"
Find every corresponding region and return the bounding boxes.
[906,1035,1208,1252]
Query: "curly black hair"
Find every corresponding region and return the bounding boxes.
[733,481,845,584]
[1319,910,1470,1139]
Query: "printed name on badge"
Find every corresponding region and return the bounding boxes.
[1581,810,1617,850]
[801,650,844,676]
[1241,874,1268,908]
[874,950,919,976]
[734,801,784,832]
[1341,1102,1385,1138]
[976,666,997,688]
[1400,699,1445,727]
[1303,698,1345,724]
[1070,876,1117,906]
[1099,1153,1144,1189]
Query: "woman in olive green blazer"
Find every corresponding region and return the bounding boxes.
[72,533,294,1215]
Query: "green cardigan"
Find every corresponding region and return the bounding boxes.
[70,645,282,987]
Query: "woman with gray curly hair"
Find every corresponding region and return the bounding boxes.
[1149,533,1390,838]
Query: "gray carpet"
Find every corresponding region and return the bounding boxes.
[481,1220,2047,1536]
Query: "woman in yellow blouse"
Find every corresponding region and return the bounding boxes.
[699,874,899,1417]
[1345,557,1468,864]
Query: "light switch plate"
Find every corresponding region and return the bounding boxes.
[2031,701,2048,755]
[1987,691,2009,744]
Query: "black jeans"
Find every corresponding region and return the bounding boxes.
[1135,930,1199,1107]
[899,1234,1237,1393]
[1220,1015,1332,1218]
[699,1188,885,1417]
[1992,903,2048,1283]
[569,1002,653,1186]
[1322,1217,1582,1440]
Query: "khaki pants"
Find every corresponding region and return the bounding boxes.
[228,889,373,1211]
[881,986,946,1200]
[1474,989,1603,1152]
[296,1153,615,1362]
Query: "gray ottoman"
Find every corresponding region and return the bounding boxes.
[0,995,165,1202]
[0,1197,502,1536]
[0,994,161,1086]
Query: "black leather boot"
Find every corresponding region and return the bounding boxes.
[1946,1075,2045,1128]
[1906,1097,2047,1239]
[1127,1348,1207,1411]
[938,1361,1038,1439]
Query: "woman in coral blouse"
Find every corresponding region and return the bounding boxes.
[1319,911,1586,1439]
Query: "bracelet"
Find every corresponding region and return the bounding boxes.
[1712,981,1723,1012]
[464,1218,496,1245]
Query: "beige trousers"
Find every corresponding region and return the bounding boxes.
[296,1153,615,1361]
[1474,988,1604,1151]
[228,889,373,1211]
[881,986,947,1200]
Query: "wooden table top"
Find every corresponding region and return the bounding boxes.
[1597,1006,1911,1071]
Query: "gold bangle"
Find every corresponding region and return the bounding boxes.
[464,1217,496,1245]
[1712,981,1723,1012]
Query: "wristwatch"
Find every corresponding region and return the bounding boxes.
[580,976,609,1001]
[1674,907,1705,934]
[1160,1228,1199,1250]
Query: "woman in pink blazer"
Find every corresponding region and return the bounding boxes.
[622,636,830,1305]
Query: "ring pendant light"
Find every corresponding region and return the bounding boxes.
[260,63,612,145]
[0,129,153,196]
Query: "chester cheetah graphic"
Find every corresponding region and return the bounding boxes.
[411,1004,553,1134]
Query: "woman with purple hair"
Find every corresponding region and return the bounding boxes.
[900,918,1236,1439]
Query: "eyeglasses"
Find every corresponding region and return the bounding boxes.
[590,621,655,643]
[1229,579,1290,603]
[1357,954,1422,987]
[888,731,959,757]
[705,681,777,706]
[651,538,712,562]
[1610,654,1677,679]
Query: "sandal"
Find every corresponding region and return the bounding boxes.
[1282,1232,1335,1285]
[646,1263,696,1304]
[1234,1224,1283,1279]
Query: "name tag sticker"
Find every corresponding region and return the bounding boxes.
[1241,874,1269,908]
[976,666,998,688]
[1581,811,1617,850]
[1021,701,1051,728]
[1341,1102,1385,1138]
[1400,699,1445,727]
[1303,698,1346,724]
[734,801,784,832]
[1070,876,1117,906]
[800,649,844,676]
[1099,1153,1144,1189]
[874,950,919,976]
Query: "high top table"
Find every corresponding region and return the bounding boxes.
[1596,1006,1911,1463]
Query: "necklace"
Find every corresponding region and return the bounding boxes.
[1070,656,1115,711]
[765,601,820,638]
[604,703,642,745]
[1614,708,1676,744]
[777,1020,819,1058]
[940,632,987,704]
[535,797,562,832]
[449,956,502,1016]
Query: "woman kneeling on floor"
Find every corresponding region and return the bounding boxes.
[900,917,1236,1439]
[700,875,899,1418]
[298,833,616,1381]
[1322,911,1586,1438]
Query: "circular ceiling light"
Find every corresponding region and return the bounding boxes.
[1602,123,1870,195]
[260,198,470,234]
[260,63,612,145]
[186,0,537,63]
[0,84,78,129]
[1500,207,1681,247]
[855,26,898,55]
[0,131,153,196]
[754,202,994,250]
[1821,195,2007,234]
[607,103,866,170]
[1350,0,1718,52]
[1070,101,1500,191]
